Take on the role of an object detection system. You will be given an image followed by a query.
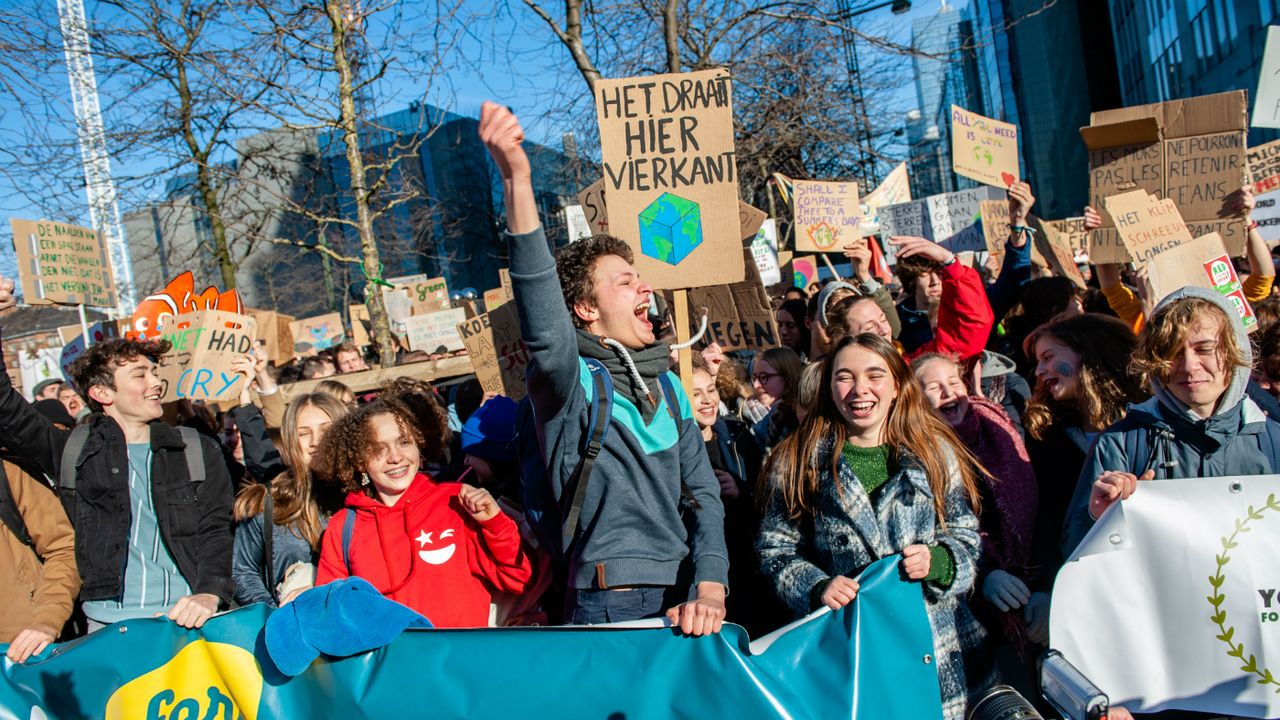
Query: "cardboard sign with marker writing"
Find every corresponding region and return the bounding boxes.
[484,287,511,311]
[1045,217,1088,255]
[10,218,118,308]
[246,309,295,365]
[387,274,450,315]
[156,310,257,403]
[793,181,861,252]
[979,200,1012,265]
[290,313,345,357]
[1031,217,1087,289]
[595,68,743,289]
[348,304,371,348]
[685,249,779,352]
[1249,139,1280,196]
[456,303,528,400]
[404,308,467,353]
[1103,190,1194,265]
[738,202,767,242]
[1146,232,1258,332]
[950,106,1020,188]
[579,179,609,235]
[1082,91,1247,262]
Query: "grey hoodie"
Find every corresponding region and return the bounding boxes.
[1062,286,1280,556]
[508,226,729,592]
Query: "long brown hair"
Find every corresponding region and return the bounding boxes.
[233,392,350,549]
[756,346,804,408]
[761,334,982,523]
[1022,313,1146,440]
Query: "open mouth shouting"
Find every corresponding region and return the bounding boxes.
[634,299,653,331]
[937,397,968,426]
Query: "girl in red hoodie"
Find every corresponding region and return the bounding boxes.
[313,398,533,627]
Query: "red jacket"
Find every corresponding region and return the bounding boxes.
[316,474,534,628]
[906,261,994,363]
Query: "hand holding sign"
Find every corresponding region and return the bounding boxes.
[1007,182,1035,230]
[842,240,873,283]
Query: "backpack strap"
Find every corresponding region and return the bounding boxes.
[341,508,356,575]
[561,358,614,550]
[176,426,206,484]
[0,463,35,550]
[262,482,275,592]
[656,372,702,514]
[58,424,92,493]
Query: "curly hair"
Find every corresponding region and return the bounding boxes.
[1131,297,1248,390]
[1022,314,1146,440]
[555,235,634,328]
[379,377,451,464]
[311,398,425,497]
[68,336,172,412]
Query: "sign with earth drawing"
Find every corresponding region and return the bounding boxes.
[595,68,744,289]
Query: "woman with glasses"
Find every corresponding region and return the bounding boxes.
[750,347,805,454]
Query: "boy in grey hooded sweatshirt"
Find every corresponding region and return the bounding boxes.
[1063,286,1280,556]
[478,103,729,634]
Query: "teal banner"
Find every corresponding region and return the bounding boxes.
[0,558,942,719]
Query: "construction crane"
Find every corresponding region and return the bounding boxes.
[57,0,136,314]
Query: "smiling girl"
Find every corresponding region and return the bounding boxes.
[313,399,533,627]
[757,333,991,720]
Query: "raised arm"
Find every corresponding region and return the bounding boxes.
[479,102,582,415]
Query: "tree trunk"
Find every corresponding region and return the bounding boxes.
[326,0,396,367]
[175,52,237,290]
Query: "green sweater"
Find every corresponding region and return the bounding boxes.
[842,442,954,588]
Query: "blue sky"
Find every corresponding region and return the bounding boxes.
[0,0,938,291]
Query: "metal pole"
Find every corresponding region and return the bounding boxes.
[78,303,91,347]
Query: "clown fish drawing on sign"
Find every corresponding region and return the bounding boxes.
[127,272,243,340]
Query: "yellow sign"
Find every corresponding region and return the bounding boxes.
[104,639,262,720]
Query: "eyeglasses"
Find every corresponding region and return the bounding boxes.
[752,372,781,384]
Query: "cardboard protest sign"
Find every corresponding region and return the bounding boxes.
[59,322,118,384]
[791,255,819,290]
[1031,217,1087,289]
[860,162,912,235]
[10,218,118,308]
[348,304,371,348]
[290,313,345,357]
[484,287,511,311]
[156,310,257,402]
[879,187,1005,246]
[1045,217,1088,255]
[686,251,779,352]
[387,275,450,315]
[594,68,743,289]
[1253,192,1280,246]
[128,271,242,340]
[456,303,528,400]
[950,106,1020,188]
[245,309,295,365]
[578,179,609,235]
[404,308,467,353]
[751,219,781,286]
[793,181,862,252]
[1082,91,1248,263]
[1253,26,1280,129]
[1145,232,1258,332]
[1103,189,1195,266]
[978,200,1012,263]
[564,205,593,242]
[738,202,767,242]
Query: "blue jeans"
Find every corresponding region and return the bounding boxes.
[565,586,676,625]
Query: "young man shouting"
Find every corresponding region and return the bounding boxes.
[479,102,729,635]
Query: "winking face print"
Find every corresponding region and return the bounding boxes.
[416,528,457,565]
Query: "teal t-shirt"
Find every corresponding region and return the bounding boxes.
[83,443,191,624]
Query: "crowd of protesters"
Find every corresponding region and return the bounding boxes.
[0,100,1277,720]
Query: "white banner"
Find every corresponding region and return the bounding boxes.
[1051,477,1280,717]
[19,347,62,401]
[564,204,593,243]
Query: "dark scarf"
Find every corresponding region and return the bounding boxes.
[575,330,672,423]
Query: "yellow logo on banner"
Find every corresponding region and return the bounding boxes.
[104,640,262,720]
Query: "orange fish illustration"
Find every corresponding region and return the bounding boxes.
[127,271,243,340]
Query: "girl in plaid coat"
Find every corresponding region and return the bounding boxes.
[757,334,994,720]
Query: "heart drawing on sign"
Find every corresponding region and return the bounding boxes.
[1001,172,1016,186]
